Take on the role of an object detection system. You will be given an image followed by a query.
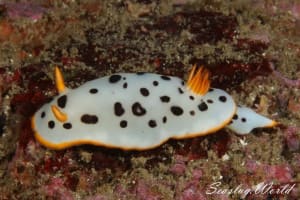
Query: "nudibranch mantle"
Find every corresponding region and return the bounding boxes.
[31,66,277,150]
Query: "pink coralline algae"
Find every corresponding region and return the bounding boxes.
[176,168,207,200]
[191,169,203,180]
[264,164,294,183]
[245,160,259,173]
[3,2,47,21]
[246,160,294,183]
[270,62,300,88]
[44,177,74,200]
[273,70,300,88]
[277,1,300,20]
[134,180,160,200]
[169,155,188,175]
[85,195,108,200]
[178,185,207,200]
[293,154,300,171]
[251,1,300,20]
[283,126,300,151]
[170,162,187,175]
[244,160,298,198]
[0,68,21,88]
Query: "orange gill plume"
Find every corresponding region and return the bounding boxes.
[187,65,211,96]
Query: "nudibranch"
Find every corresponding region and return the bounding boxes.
[31,66,277,150]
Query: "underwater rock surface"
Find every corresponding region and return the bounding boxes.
[0,0,299,199]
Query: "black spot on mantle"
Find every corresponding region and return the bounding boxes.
[160,96,170,103]
[89,88,98,94]
[219,96,227,102]
[140,88,150,97]
[81,114,99,124]
[109,75,122,83]
[170,106,183,116]
[114,102,125,116]
[57,95,67,108]
[63,123,72,129]
[161,75,171,81]
[48,121,55,129]
[132,102,146,116]
[198,101,208,111]
[148,120,157,128]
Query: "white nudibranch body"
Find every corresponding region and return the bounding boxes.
[31,66,277,150]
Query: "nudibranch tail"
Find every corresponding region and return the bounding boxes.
[187,65,211,96]
[226,106,278,135]
[55,66,66,93]
[51,105,68,122]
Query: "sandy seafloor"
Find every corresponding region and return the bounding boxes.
[0,0,299,199]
